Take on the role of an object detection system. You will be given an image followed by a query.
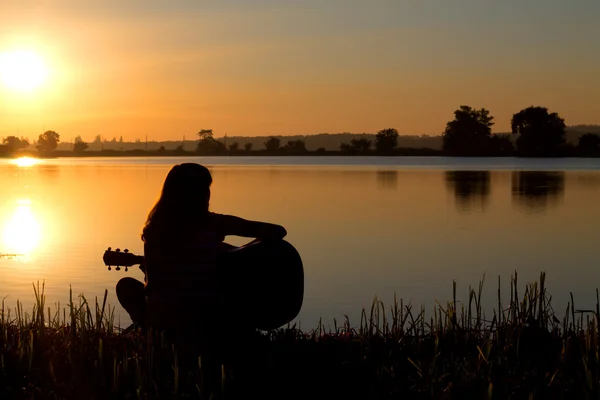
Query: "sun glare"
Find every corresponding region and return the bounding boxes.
[2,199,42,255]
[11,156,40,167]
[0,50,48,92]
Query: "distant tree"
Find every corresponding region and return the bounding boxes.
[511,106,566,157]
[284,139,307,153]
[351,138,372,153]
[264,136,281,151]
[489,134,515,156]
[577,133,600,156]
[340,142,352,153]
[340,138,372,154]
[110,137,117,143]
[244,142,253,152]
[197,129,214,141]
[228,142,239,152]
[442,106,494,156]
[73,136,89,152]
[119,136,123,143]
[196,129,225,153]
[93,135,102,144]
[2,136,28,152]
[157,145,166,152]
[375,128,399,154]
[197,139,225,153]
[36,130,60,152]
[352,138,371,152]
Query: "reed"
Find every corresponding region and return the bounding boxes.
[1,272,599,399]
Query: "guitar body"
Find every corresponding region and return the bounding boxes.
[218,239,304,331]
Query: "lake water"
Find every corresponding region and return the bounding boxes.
[1,155,600,330]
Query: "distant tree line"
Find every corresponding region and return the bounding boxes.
[441,105,600,157]
[339,128,400,155]
[2,105,600,157]
[0,130,60,154]
[336,105,600,157]
[194,129,314,155]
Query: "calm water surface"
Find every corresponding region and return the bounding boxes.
[1,156,600,329]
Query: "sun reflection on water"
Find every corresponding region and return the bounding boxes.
[2,199,42,256]
[11,157,40,167]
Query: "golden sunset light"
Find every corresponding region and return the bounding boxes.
[1,2,599,141]
[0,49,48,93]
[1,199,42,256]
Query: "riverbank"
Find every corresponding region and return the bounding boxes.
[1,273,598,399]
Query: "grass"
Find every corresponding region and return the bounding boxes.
[1,272,600,399]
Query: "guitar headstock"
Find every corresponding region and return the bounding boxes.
[103,247,144,271]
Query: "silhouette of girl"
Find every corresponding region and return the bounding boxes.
[116,162,287,332]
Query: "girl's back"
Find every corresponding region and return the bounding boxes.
[144,212,230,307]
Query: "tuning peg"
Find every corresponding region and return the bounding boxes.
[116,266,121,271]
[116,248,121,253]
[107,247,112,251]
[108,266,111,271]
[125,266,128,272]
[124,249,129,253]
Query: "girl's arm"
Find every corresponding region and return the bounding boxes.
[220,215,287,240]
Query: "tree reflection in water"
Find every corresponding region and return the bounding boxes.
[445,171,491,213]
[511,171,565,213]
[376,170,398,189]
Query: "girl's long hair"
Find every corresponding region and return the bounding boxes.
[141,163,212,244]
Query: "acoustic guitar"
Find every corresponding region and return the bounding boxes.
[103,239,304,331]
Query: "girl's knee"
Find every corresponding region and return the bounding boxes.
[116,277,143,300]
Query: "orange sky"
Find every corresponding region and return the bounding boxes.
[1,1,599,141]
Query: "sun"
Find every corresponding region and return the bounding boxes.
[0,50,48,92]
